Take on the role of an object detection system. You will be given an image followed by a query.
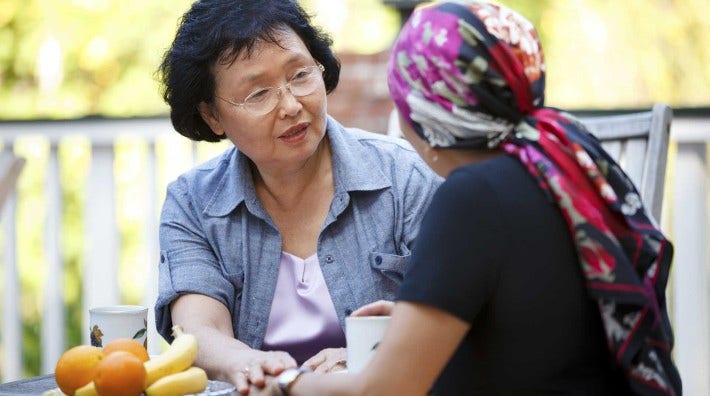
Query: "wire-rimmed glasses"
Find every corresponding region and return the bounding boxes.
[215,64,325,116]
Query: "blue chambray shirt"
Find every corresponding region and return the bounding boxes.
[155,116,442,349]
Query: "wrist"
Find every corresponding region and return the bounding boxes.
[277,367,311,395]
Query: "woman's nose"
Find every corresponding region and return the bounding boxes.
[276,86,302,117]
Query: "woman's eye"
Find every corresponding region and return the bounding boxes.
[246,89,270,102]
[292,70,310,81]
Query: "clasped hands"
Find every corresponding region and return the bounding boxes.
[233,347,346,394]
[236,300,394,395]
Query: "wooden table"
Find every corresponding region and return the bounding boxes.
[0,374,56,396]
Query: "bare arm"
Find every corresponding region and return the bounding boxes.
[253,301,469,396]
[171,294,297,394]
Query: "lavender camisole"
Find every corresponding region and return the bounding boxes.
[261,252,346,364]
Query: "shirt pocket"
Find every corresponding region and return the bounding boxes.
[369,251,410,285]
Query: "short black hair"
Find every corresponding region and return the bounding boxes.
[158,0,341,142]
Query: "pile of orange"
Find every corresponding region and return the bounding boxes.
[54,338,149,396]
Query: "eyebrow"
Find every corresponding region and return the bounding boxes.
[238,53,311,84]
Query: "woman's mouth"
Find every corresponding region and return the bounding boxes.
[279,123,309,143]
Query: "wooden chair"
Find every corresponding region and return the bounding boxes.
[0,150,25,216]
[576,103,673,222]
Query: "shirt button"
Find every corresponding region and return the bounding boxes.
[375,255,383,265]
[160,254,165,263]
[345,308,353,315]
[325,255,334,263]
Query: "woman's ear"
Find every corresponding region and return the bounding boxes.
[198,101,225,136]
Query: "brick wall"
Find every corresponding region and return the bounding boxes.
[327,50,394,135]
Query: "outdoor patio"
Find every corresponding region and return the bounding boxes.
[0,107,709,394]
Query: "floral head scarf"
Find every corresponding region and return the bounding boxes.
[388,1,682,395]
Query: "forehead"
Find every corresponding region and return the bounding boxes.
[217,28,312,79]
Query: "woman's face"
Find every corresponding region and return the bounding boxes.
[199,28,328,172]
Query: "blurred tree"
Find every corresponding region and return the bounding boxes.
[0,0,707,121]
[540,0,710,108]
[0,0,194,119]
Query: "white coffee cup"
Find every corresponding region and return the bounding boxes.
[89,305,148,348]
[345,316,390,373]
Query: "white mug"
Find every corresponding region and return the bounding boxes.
[89,305,148,348]
[345,316,390,373]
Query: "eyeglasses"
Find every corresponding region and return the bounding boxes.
[215,64,325,116]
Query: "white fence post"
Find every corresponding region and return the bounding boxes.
[671,116,710,396]
[1,144,22,382]
[143,140,161,355]
[82,142,120,344]
[40,142,65,374]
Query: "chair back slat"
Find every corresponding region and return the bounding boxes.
[621,138,648,189]
[577,103,673,222]
[600,141,623,167]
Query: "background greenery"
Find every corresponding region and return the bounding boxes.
[1,0,708,378]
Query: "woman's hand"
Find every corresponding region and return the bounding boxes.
[351,300,395,317]
[248,376,282,396]
[232,349,297,395]
[171,295,297,395]
[301,348,347,373]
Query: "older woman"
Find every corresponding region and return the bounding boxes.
[252,1,682,395]
[154,0,441,393]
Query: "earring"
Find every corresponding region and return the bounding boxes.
[425,146,439,163]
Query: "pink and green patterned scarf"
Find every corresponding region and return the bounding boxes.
[387,1,681,395]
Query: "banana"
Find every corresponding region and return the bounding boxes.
[144,366,208,396]
[144,325,199,387]
[74,381,98,396]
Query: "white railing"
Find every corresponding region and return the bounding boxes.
[0,118,225,378]
[0,115,708,395]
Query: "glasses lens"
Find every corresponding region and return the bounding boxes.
[289,67,321,96]
[244,91,278,116]
[244,66,323,116]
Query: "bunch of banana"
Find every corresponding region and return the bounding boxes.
[145,366,208,396]
[74,382,96,396]
[46,325,208,396]
[143,325,208,396]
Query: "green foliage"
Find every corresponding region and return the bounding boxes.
[0,0,194,119]
[302,0,402,54]
[1,0,708,121]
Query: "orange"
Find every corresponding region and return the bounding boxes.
[94,350,146,396]
[102,338,150,362]
[54,345,103,396]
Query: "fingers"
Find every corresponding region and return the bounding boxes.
[236,364,265,395]
[301,352,326,371]
[247,363,265,387]
[331,359,347,373]
[249,378,282,396]
[262,351,296,375]
[234,351,297,395]
[235,368,251,395]
[351,300,395,316]
[304,348,347,373]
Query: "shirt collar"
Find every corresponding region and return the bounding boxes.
[203,116,390,217]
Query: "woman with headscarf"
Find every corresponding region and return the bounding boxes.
[251,1,682,395]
